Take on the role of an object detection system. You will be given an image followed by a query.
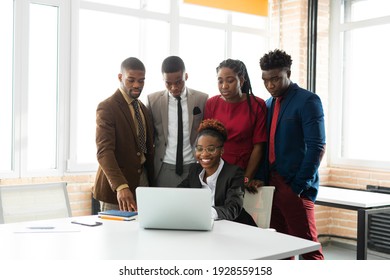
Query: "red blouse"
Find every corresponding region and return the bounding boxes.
[204,95,267,170]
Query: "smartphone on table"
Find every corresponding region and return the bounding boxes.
[71,220,103,227]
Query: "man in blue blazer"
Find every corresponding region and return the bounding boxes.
[259,49,326,259]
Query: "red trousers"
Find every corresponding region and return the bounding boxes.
[269,170,324,260]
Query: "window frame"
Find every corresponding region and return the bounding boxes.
[329,0,390,170]
[67,0,269,173]
[4,0,70,178]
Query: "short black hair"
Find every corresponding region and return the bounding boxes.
[161,56,186,73]
[259,49,293,71]
[120,57,145,72]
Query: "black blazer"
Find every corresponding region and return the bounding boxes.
[178,162,256,226]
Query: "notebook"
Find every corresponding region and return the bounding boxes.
[98,210,138,221]
[136,187,214,231]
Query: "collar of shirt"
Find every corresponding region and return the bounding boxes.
[168,86,187,100]
[199,159,225,192]
[119,87,136,104]
[199,159,224,220]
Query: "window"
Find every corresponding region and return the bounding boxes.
[69,0,268,171]
[83,0,140,9]
[73,9,141,167]
[0,0,13,173]
[232,32,267,99]
[180,2,227,23]
[27,3,59,171]
[179,24,226,96]
[1,0,269,177]
[0,0,65,177]
[141,18,170,95]
[330,0,390,169]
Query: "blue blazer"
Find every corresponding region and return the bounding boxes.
[262,83,326,202]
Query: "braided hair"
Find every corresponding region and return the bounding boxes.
[216,59,263,120]
[197,119,227,145]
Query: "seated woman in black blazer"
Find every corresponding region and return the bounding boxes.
[177,119,257,226]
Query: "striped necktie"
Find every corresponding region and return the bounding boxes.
[132,100,147,153]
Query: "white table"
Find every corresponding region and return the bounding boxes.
[0,216,320,260]
[316,186,390,259]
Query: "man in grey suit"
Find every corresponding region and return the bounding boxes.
[147,56,208,187]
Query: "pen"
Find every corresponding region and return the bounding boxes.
[98,215,135,221]
[27,226,55,229]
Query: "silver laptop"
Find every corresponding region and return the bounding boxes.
[136,187,214,231]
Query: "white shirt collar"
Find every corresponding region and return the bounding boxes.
[199,159,225,188]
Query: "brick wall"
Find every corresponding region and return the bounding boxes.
[269,0,309,88]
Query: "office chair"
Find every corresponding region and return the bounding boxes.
[0,182,71,223]
[243,186,275,229]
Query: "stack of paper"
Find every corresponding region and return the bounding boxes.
[98,210,138,221]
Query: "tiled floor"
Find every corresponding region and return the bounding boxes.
[321,241,390,260]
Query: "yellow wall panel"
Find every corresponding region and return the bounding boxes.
[183,0,268,16]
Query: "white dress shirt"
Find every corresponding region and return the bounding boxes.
[199,159,225,219]
[163,88,195,165]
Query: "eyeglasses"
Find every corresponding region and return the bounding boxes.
[194,145,222,154]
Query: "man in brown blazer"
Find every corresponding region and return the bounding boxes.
[147,56,208,187]
[93,57,154,212]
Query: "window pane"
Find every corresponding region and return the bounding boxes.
[83,0,140,9]
[232,12,267,29]
[341,24,390,161]
[76,9,140,164]
[0,0,13,172]
[142,0,170,13]
[27,4,59,171]
[342,0,390,23]
[232,32,267,100]
[180,3,227,23]
[141,19,169,101]
[179,25,226,96]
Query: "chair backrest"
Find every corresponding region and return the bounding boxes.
[0,182,71,223]
[243,186,275,228]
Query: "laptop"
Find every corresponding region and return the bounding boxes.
[136,187,214,231]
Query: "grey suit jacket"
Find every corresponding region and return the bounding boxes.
[146,88,208,180]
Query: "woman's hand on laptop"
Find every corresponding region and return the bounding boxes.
[117,188,137,211]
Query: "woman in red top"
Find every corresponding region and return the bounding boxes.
[204,59,267,192]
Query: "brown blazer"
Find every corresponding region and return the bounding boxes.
[93,89,154,204]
